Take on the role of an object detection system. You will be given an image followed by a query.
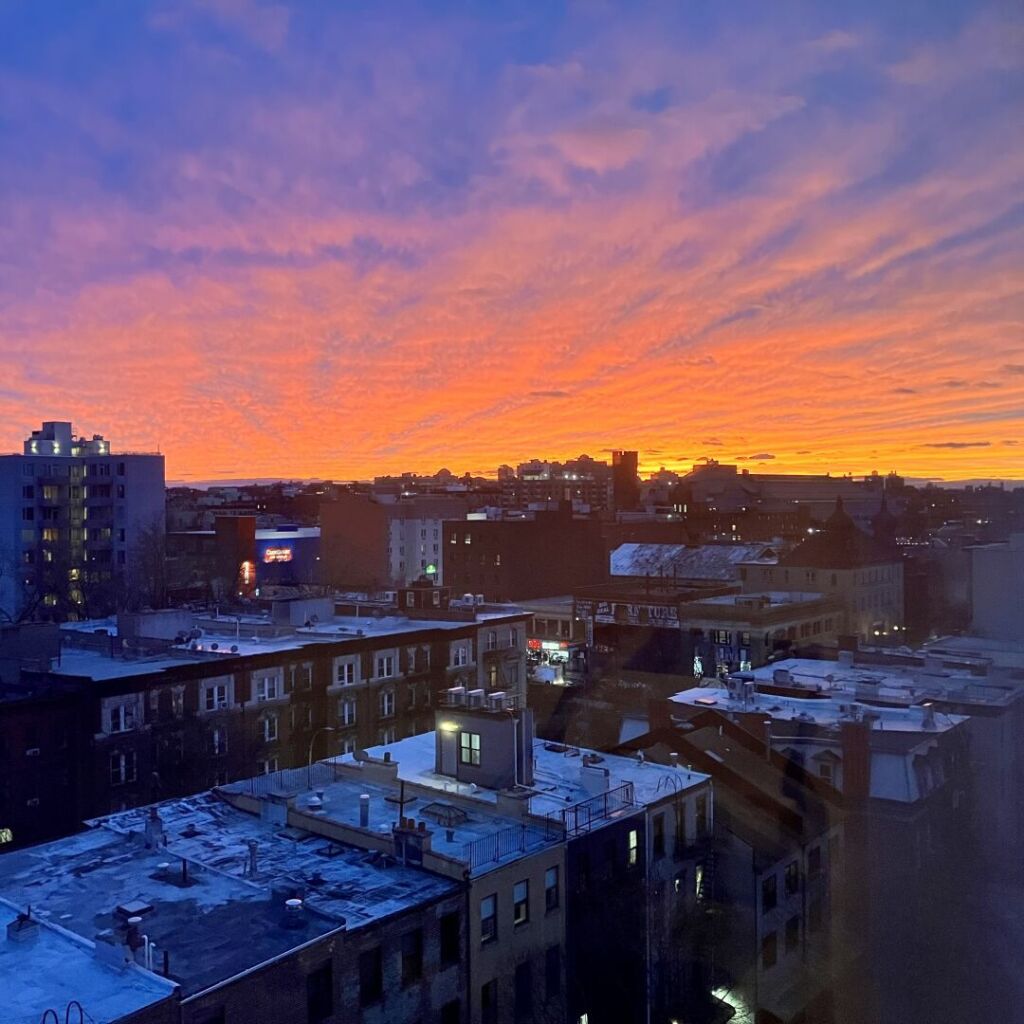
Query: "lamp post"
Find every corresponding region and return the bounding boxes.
[307,726,336,787]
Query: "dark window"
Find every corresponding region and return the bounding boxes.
[441,999,460,1024]
[306,961,333,1023]
[785,915,800,954]
[359,947,383,1006]
[696,793,709,837]
[762,931,778,969]
[515,961,533,1021]
[440,910,460,965]
[481,893,497,944]
[762,874,777,912]
[513,880,529,926]
[808,846,822,879]
[401,928,423,986]
[784,861,800,895]
[809,897,823,934]
[545,945,561,1000]
[481,979,498,1024]
[544,866,559,911]
[653,813,665,858]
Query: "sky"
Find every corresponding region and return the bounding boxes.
[0,1,1022,484]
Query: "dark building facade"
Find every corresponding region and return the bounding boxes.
[443,505,606,602]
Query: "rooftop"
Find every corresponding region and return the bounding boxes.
[670,685,968,735]
[0,790,457,999]
[1,900,177,1024]
[610,542,776,581]
[751,657,1024,709]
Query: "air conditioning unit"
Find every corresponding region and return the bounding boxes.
[466,688,485,708]
[486,691,507,711]
[446,686,467,706]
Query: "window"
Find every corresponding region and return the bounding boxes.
[453,644,468,667]
[674,870,686,896]
[515,960,533,1021]
[809,897,823,934]
[212,726,227,755]
[441,1000,460,1024]
[375,653,395,678]
[340,698,357,726]
[204,682,228,711]
[294,663,313,690]
[545,945,561,1000]
[306,962,333,1024]
[109,751,136,786]
[358,947,383,1006]
[513,880,529,926]
[480,894,497,944]
[545,866,559,911]
[627,828,639,867]
[378,726,397,745]
[762,931,778,969]
[762,874,777,912]
[508,627,518,647]
[785,915,800,954]
[440,910,460,965]
[108,702,136,734]
[22,485,34,498]
[481,979,497,1024]
[818,760,834,783]
[713,629,731,645]
[22,507,34,521]
[257,756,279,775]
[380,690,395,718]
[401,928,423,986]
[335,659,357,685]
[784,861,800,896]
[254,673,280,702]
[460,732,481,766]
[653,813,665,858]
[260,712,278,743]
[808,845,822,879]
[487,630,497,651]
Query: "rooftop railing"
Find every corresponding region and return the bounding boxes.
[550,781,636,838]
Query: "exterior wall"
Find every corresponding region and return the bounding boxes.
[182,891,466,1024]
[970,534,1024,639]
[468,850,568,1024]
[740,562,904,640]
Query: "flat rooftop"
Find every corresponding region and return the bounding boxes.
[670,685,967,734]
[0,791,457,999]
[1,900,177,1024]
[754,657,1023,709]
[51,608,527,682]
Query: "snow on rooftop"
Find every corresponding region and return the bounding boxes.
[610,542,775,580]
[670,685,967,734]
[0,900,176,1024]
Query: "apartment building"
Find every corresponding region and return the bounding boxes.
[0,421,165,621]
[0,590,528,849]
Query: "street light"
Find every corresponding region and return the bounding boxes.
[307,726,336,787]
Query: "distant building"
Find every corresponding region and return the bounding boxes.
[968,533,1024,640]
[0,421,165,621]
[610,541,777,584]
[611,450,640,510]
[320,491,470,589]
[575,579,841,683]
[443,504,606,602]
[499,455,613,512]
[739,498,904,640]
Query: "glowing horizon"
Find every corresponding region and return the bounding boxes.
[1,2,1022,485]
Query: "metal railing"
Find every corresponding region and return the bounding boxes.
[553,782,636,837]
[462,822,551,870]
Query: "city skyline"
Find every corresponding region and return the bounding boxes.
[1,1,1022,483]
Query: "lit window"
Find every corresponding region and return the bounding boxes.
[459,732,481,766]
[627,829,638,866]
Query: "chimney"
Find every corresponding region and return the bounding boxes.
[359,793,370,828]
[283,898,305,929]
[144,807,165,849]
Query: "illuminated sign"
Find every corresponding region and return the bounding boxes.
[240,560,254,585]
[527,639,542,650]
[425,563,438,575]
[0,827,13,844]
[263,546,294,564]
